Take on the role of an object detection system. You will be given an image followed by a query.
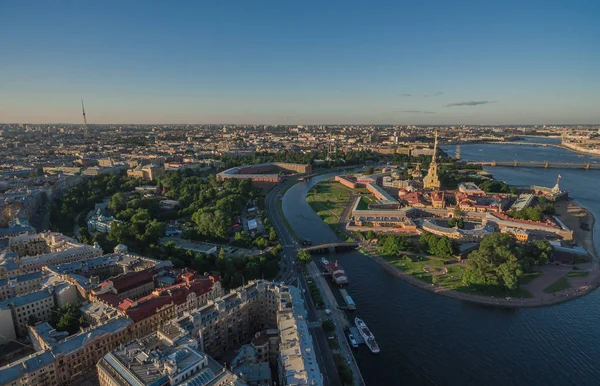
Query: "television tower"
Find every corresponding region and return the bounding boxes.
[81,99,89,139]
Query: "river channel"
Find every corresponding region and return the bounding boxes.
[282,137,600,385]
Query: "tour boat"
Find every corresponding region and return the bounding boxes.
[355,317,380,354]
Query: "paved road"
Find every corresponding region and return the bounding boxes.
[296,264,342,386]
[308,262,365,386]
[265,182,298,284]
[265,181,342,386]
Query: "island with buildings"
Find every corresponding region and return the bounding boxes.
[302,133,598,307]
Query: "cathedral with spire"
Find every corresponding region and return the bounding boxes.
[423,131,441,190]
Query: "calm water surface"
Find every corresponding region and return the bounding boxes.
[283,139,600,385]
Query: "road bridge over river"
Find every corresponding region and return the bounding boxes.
[303,242,360,254]
[467,161,600,170]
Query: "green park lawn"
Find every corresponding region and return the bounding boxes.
[520,271,543,284]
[382,253,534,298]
[306,181,351,227]
[356,196,376,210]
[543,277,571,294]
[566,270,589,278]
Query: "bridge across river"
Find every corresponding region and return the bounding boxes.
[303,242,359,254]
[467,161,600,170]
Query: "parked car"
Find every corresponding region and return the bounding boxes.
[347,332,358,348]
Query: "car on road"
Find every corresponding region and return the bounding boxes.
[347,332,358,348]
[301,238,312,246]
[325,309,332,315]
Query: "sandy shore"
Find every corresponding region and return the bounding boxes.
[555,200,597,258]
[360,200,600,308]
[558,143,600,157]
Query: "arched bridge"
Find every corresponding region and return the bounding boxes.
[302,242,359,254]
[467,161,600,170]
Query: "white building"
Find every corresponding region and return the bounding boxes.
[87,210,119,233]
[458,182,485,196]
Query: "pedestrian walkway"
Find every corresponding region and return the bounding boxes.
[307,262,366,386]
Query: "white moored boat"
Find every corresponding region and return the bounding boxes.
[355,317,380,354]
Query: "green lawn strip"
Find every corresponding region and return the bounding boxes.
[333,353,354,385]
[280,179,300,195]
[354,188,371,194]
[276,199,298,240]
[306,280,324,308]
[566,270,589,278]
[543,277,571,294]
[520,271,543,284]
[455,285,534,299]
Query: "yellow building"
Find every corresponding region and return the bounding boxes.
[423,131,441,190]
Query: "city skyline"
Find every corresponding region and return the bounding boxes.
[1,0,599,124]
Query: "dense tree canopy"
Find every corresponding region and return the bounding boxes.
[478,180,515,194]
[50,304,86,335]
[508,199,555,222]
[219,150,377,170]
[419,233,457,258]
[379,235,416,256]
[296,250,312,264]
[50,174,138,234]
[463,233,553,290]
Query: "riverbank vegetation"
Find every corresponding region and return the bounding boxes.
[508,197,556,222]
[419,233,458,258]
[462,233,552,290]
[372,232,552,298]
[543,277,571,294]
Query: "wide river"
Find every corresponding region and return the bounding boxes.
[282,137,600,385]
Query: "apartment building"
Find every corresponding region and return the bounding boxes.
[0,233,103,278]
[277,286,322,386]
[116,274,222,339]
[0,277,78,342]
[9,234,49,257]
[126,164,165,181]
[0,271,43,301]
[97,322,246,386]
[0,351,57,386]
[172,281,323,385]
[0,289,54,338]
[92,269,155,302]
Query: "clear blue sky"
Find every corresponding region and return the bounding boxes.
[1,0,599,124]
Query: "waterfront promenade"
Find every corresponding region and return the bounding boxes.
[362,246,600,308]
[307,262,365,386]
